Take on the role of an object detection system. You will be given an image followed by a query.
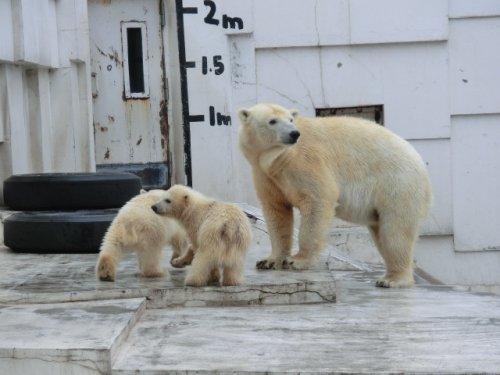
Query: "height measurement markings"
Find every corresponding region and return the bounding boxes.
[182,0,244,125]
[176,0,245,184]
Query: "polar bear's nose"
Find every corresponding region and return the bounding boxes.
[151,205,158,213]
[290,130,300,142]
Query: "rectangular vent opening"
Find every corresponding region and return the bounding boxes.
[316,105,384,125]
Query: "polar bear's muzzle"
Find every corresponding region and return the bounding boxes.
[283,130,300,144]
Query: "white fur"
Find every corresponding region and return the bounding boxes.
[152,185,252,286]
[96,189,191,281]
[238,103,433,288]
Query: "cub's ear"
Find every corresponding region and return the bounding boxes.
[140,189,147,194]
[238,108,251,124]
[290,109,300,118]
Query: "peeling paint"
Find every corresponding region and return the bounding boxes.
[108,115,115,123]
[136,137,142,146]
[104,148,110,159]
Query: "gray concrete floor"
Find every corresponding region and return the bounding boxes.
[0,207,499,374]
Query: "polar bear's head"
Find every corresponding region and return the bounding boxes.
[238,104,300,154]
[151,184,199,218]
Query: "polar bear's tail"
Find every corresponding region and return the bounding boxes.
[219,210,253,258]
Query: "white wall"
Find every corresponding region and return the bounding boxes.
[0,0,94,205]
[175,0,500,286]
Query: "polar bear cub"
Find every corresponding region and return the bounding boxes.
[151,185,252,286]
[96,189,192,282]
[238,103,432,288]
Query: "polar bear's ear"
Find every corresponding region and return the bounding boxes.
[140,189,147,194]
[290,109,300,118]
[238,108,251,124]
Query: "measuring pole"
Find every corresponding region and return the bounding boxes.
[175,0,195,186]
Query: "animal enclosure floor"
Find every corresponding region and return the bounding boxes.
[0,210,335,307]
[0,206,499,374]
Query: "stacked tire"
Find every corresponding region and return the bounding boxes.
[3,173,141,253]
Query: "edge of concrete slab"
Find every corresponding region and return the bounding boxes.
[0,298,146,374]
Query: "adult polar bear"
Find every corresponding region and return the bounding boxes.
[238,103,432,288]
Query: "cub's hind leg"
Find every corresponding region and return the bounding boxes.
[138,246,167,278]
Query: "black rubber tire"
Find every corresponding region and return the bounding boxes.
[3,210,118,253]
[3,172,141,210]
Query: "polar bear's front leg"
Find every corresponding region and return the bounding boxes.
[257,201,293,270]
[284,199,336,270]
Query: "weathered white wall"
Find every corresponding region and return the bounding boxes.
[174,0,500,286]
[0,0,94,205]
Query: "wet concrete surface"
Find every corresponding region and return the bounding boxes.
[1,207,499,374]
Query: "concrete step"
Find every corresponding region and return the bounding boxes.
[0,211,336,307]
[0,206,339,374]
[0,298,145,374]
[111,271,500,374]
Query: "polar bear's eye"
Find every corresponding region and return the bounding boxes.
[269,119,277,125]
[165,198,171,204]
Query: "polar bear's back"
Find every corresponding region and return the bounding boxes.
[109,190,180,246]
[294,115,432,224]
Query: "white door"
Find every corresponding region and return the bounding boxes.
[88,0,169,188]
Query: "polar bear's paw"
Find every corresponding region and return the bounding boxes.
[142,269,166,278]
[282,255,312,270]
[96,255,116,282]
[376,274,415,288]
[256,256,284,270]
[171,257,190,268]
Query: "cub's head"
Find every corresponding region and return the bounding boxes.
[238,104,300,155]
[151,184,193,218]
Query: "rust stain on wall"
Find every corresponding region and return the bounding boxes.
[159,100,169,159]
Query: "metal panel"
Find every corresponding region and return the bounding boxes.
[89,0,169,185]
[349,0,448,44]
[451,115,500,251]
[449,17,500,115]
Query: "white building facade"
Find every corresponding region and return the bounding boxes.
[1,0,499,288]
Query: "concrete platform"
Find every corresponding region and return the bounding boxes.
[112,273,500,374]
[1,206,500,374]
[0,298,145,374]
[0,213,335,307]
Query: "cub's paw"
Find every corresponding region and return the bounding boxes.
[171,257,190,268]
[184,275,208,287]
[256,257,283,270]
[171,248,194,268]
[282,256,312,270]
[96,255,116,282]
[142,269,167,278]
[209,268,221,284]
